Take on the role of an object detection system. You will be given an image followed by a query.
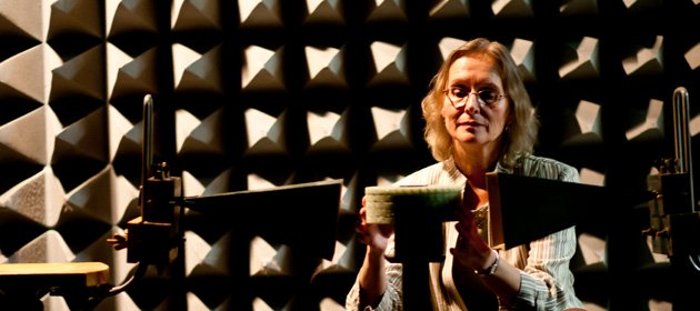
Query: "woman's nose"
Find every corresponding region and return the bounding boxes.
[464,93,480,114]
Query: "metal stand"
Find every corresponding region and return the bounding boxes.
[392,200,446,311]
[644,87,700,311]
[0,94,343,310]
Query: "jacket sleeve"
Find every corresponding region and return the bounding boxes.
[508,226,583,310]
[506,157,584,309]
[345,262,404,311]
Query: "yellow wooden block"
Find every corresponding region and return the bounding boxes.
[0,262,110,288]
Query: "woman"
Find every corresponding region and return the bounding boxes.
[346,38,585,310]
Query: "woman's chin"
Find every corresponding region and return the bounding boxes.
[455,129,479,141]
[455,135,479,144]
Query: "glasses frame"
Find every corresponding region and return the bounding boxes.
[442,87,504,110]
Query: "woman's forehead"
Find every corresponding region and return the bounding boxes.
[447,55,502,86]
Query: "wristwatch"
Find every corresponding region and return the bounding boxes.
[476,249,499,276]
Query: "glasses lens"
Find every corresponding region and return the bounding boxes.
[445,87,501,107]
[450,88,466,101]
[477,89,498,104]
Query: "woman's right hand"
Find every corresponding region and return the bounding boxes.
[356,196,394,256]
[356,195,394,308]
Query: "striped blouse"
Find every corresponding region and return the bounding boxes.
[346,155,585,310]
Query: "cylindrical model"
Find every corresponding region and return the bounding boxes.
[364,185,463,224]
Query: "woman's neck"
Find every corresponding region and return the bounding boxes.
[452,143,499,189]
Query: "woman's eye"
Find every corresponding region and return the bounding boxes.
[451,88,468,98]
[479,89,496,101]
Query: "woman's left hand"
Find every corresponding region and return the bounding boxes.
[450,184,495,272]
[450,212,493,272]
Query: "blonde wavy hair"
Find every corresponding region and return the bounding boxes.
[421,38,538,169]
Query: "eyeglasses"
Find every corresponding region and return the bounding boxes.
[442,86,504,109]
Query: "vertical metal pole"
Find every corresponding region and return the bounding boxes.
[672,87,695,212]
[141,94,154,212]
[669,87,700,311]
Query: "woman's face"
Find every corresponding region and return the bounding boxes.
[441,54,510,151]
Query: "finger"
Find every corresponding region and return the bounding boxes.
[355,223,368,235]
[462,211,476,226]
[355,226,370,244]
[455,223,465,241]
[456,209,476,224]
[461,184,480,210]
[455,219,472,236]
[359,207,368,225]
[455,234,465,249]
[449,247,466,264]
[449,248,457,256]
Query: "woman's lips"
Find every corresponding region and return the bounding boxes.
[459,120,481,127]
